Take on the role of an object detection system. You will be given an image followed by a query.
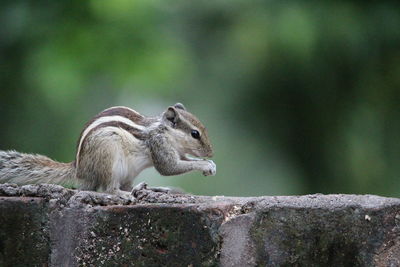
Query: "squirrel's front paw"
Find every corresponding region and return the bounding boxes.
[202,160,216,176]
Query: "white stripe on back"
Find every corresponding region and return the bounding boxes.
[76,115,146,166]
[103,106,139,113]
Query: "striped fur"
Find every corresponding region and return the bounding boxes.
[0,104,215,196]
[76,115,147,166]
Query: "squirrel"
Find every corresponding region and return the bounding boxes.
[0,103,216,198]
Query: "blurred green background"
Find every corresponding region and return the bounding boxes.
[1,1,400,197]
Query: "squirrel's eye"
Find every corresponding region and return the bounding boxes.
[191,130,200,139]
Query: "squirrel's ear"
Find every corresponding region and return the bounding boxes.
[163,106,180,124]
[174,103,186,110]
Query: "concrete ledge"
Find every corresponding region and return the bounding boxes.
[0,184,400,266]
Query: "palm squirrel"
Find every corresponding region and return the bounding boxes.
[0,103,216,197]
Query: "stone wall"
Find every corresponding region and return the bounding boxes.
[0,183,399,266]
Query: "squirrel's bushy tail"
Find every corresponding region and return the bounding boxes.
[0,150,79,188]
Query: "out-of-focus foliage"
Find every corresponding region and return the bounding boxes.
[1,1,400,196]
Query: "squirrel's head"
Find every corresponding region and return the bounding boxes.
[162,103,213,158]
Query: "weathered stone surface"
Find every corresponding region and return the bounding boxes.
[0,183,400,266]
[0,196,49,266]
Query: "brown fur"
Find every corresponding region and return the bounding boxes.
[0,104,216,197]
[76,107,147,151]
[77,120,147,164]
